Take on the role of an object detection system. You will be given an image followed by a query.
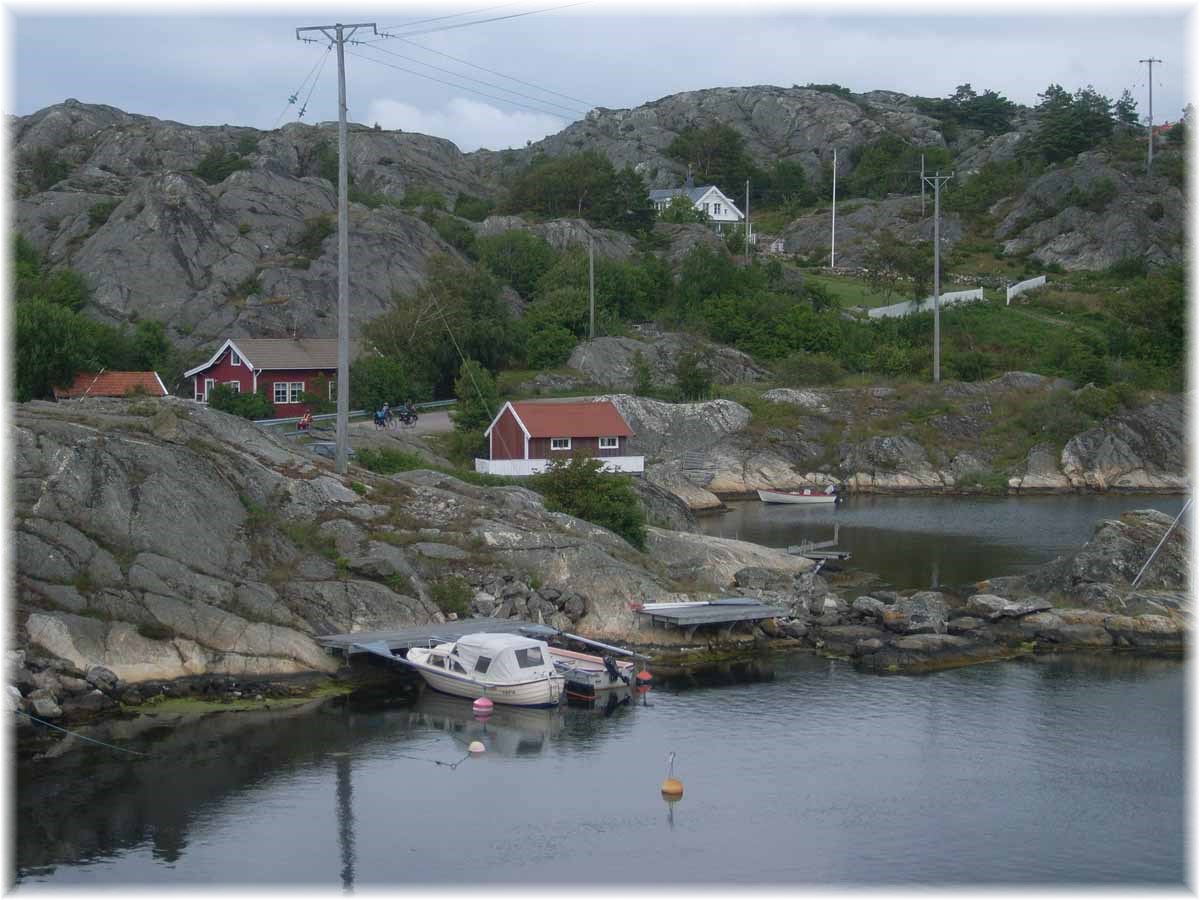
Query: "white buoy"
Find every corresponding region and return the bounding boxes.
[468,740,486,754]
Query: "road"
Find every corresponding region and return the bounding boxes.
[350,410,453,437]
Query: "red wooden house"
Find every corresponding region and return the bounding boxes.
[53,370,169,399]
[183,338,338,418]
[476,399,644,476]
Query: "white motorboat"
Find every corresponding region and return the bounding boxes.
[404,632,564,708]
[757,486,839,504]
[548,647,636,700]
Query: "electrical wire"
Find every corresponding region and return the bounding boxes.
[382,35,595,110]
[369,1,590,40]
[16,709,149,756]
[297,42,334,121]
[273,41,334,129]
[347,48,579,121]
[378,2,523,33]
[357,43,588,118]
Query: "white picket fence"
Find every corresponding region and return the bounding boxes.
[867,287,984,320]
[1006,275,1046,305]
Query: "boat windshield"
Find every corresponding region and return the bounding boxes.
[514,647,545,668]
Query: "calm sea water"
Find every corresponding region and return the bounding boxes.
[700,494,1187,590]
[15,653,1184,887]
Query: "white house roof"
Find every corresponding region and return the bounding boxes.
[648,184,743,218]
[184,338,345,378]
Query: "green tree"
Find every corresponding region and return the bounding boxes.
[675,350,713,400]
[631,350,655,395]
[448,359,499,460]
[658,195,709,224]
[14,299,97,401]
[533,454,646,550]
[666,124,759,198]
[475,230,559,299]
[453,194,495,221]
[194,145,251,185]
[525,324,577,369]
[593,166,655,234]
[1114,89,1140,127]
[1030,83,1115,162]
[349,355,420,412]
[504,150,616,220]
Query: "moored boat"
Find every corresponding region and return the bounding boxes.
[757,486,839,504]
[548,647,636,701]
[404,633,564,708]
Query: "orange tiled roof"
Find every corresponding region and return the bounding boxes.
[509,400,634,438]
[53,371,168,399]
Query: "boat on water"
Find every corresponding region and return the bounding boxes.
[548,647,636,701]
[405,632,564,708]
[758,486,839,505]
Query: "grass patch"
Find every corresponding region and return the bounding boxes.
[430,576,472,616]
[714,384,804,435]
[280,521,338,559]
[387,573,415,595]
[954,469,1010,494]
[800,272,900,309]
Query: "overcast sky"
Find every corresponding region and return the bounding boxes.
[5,0,1195,153]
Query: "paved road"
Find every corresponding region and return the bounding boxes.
[350,410,453,437]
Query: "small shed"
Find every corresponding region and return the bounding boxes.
[53,370,169,400]
[476,399,643,477]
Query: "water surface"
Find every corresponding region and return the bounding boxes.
[699,494,1186,589]
[16,654,1184,887]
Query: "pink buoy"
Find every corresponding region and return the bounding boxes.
[472,697,494,716]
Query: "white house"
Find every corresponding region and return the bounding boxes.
[648,173,748,236]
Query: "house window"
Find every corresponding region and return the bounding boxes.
[713,203,721,215]
[551,438,571,451]
[204,378,216,401]
[289,382,305,403]
[599,437,619,450]
[703,202,710,213]
[328,379,336,401]
[273,382,288,404]
[225,381,241,394]
[230,349,241,367]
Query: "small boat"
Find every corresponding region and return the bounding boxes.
[405,633,564,708]
[548,647,637,701]
[757,486,839,504]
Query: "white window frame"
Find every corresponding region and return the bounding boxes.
[225,381,241,394]
[289,382,305,403]
[550,438,571,451]
[204,378,216,401]
[328,380,336,401]
[273,382,289,404]
[230,349,241,367]
[599,436,619,450]
[713,203,721,215]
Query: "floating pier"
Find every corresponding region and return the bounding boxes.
[632,598,789,639]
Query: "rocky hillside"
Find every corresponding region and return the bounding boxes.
[13,396,812,692]
[12,86,1183,363]
[589,374,1187,509]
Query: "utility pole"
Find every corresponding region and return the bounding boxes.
[830,148,837,269]
[921,171,953,384]
[920,154,926,216]
[744,179,750,257]
[1140,57,1163,175]
[296,21,376,475]
[588,236,595,339]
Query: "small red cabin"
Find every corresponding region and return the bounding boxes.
[477,399,643,476]
[184,338,338,418]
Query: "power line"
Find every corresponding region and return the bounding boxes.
[296,42,335,121]
[347,48,579,120]
[381,35,595,109]
[371,1,590,40]
[356,43,587,118]
[274,41,333,128]
[378,2,523,33]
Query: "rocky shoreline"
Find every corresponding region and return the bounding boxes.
[11,397,1188,743]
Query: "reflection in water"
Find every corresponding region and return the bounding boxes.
[656,658,775,691]
[409,690,564,757]
[336,755,354,893]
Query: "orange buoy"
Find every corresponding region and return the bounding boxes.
[636,670,653,683]
[660,751,683,798]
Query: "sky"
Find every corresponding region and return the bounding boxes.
[4,0,1195,153]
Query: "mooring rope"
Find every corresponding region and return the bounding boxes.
[14,709,149,756]
[389,750,471,769]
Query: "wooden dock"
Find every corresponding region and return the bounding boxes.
[787,524,851,561]
[318,618,554,656]
[633,598,789,639]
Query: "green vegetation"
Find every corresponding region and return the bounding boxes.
[913,83,1018,138]
[23,146,71,192]
[194,145,252,184]
[531,454,646,550]
[350,355,419,414]
[503,151,654,234]
[447,360,499,462]
[13,235,186,401]
[431,576,473,616]
[453,193,494,221]
[206,384,274,420]
[88,199,121,228]
[844,135,951,199]
[666,123,756,200]
[355,447,427,474]
[292,216,335,263]
[476,230,558,298]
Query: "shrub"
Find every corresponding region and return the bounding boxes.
[194,145,251,184]
[24,147,71,191]
[293,217,335,261]
[206,383,275,420]
[1107,256,1148,279]
[88,200,120,228]
[631,350,655,395]
[955,469,1009,494]
[402,186,447,210]
[675,350,713,401]
[532,454,646,550]
[945,350,991,382]
[453,194,494,221]
[354,447,426,474]
[429,213,477,256]
[431,576,473,616]
[526,324,576,369]
[775,351,843,386]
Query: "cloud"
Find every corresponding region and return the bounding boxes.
[364,96,565,152]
